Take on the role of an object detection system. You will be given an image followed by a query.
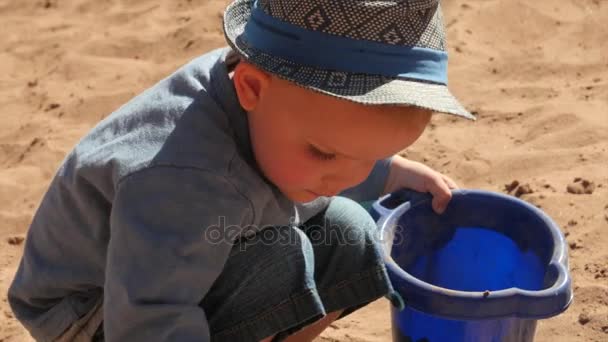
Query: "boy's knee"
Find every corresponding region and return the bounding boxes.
[231,225,315,287]
[306,196,378,247]
[328,196,376,229]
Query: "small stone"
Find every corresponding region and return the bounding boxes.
[7,236,25,245]
[505,180,520,193]
[44,103,61,111]
[29,137,41,147]
[567,179,595,194]
[515,184,533,198]
[184,40,195,49]
[568,220,578,227]
[578,313,591,325]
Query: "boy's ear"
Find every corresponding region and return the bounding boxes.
[233,62,271,111]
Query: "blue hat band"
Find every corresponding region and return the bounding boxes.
[243,1,448,85]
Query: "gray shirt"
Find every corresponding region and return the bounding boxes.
[9,48,392,342]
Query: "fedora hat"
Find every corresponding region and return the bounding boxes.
[223,0,474,119]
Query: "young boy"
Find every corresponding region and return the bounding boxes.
[9,0,473,341]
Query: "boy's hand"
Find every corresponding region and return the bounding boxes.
[383,155,458,214]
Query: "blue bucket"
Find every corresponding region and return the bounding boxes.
[370,189,572,342]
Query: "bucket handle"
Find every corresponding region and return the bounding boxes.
[371,189,433,311]
[372,188,432,220]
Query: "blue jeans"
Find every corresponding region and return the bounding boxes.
[201,196,392,342]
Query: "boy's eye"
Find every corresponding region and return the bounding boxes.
[308,144,336,161]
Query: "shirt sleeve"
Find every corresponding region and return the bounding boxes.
[105,166,254,341]
[338,156,394,202]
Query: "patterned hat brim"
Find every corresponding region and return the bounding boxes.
[223,0,475,120]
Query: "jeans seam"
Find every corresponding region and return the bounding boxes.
[319,265,386,293]
[213,287,320,338]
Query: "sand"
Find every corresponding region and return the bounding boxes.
[0,0,606,341]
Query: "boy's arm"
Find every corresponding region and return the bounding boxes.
[106,166,254,341]
[340,155,457,214]
[381,155,457,214]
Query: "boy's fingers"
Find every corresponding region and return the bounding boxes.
[429,176,453,214]
[442,175,459,189]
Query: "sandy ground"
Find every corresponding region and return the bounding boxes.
[0,0,606,341]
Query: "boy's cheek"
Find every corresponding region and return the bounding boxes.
[275,161,317,188]
[265,155,318,190]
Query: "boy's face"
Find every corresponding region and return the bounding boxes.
[234,63,431,203]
